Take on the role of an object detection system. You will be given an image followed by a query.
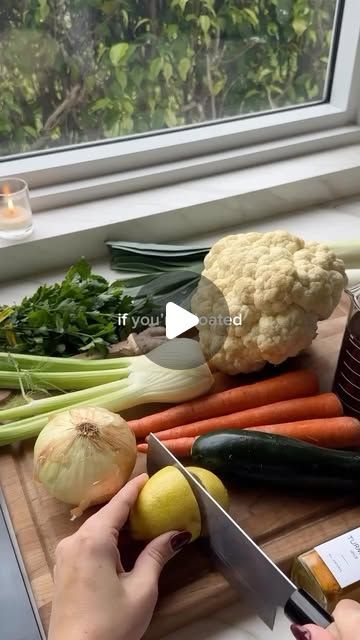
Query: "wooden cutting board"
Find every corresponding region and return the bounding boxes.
[1,294,359,640]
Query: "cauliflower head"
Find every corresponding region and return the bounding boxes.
[191,230,347,374]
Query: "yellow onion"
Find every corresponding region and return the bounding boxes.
[34,406,136,519]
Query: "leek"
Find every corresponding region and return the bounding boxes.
[327,241,360,270]
[0,339,213,446]
[327,241,360,289]
[347,270,360,289]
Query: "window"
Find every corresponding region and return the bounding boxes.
[0,1,342,159]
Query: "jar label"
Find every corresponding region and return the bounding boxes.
[315,527,360,588]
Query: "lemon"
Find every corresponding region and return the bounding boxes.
[129,465,229,542]
[187,466,230,534]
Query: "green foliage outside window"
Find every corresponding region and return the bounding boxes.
[0,0,337,156]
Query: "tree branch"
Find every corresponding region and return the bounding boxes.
[31,84,84,151]
[206,53,216,120]
[222,40,260,65]
[265,85,276,110]
[149,0,157,21]
[43,84,82,132]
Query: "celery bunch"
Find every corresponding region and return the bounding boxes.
[0,339,213,446]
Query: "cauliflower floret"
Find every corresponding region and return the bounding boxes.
[191,230,347,374]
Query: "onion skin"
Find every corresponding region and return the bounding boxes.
[34,406,137,518]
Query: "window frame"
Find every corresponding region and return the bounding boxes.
[1,0,360,204]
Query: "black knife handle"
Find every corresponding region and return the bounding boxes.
[285,590,334,628]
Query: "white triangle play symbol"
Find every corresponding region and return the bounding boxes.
[165,302,199,339]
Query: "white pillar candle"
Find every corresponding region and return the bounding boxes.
[0,179,33,240]
[0,205,32,231]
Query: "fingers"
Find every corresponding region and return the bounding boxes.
[291,624,337,640]
[131,531,191,585]
[328,599,360,638]
[85,474,148,532]
[291,599,360,640]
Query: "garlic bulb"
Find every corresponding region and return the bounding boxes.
[34,406,137,518]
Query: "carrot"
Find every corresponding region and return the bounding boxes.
[137,438,195,457]
[129,370,319,439]
[151,393,342,441]
[248,416,360,448]
[210,372,240,394]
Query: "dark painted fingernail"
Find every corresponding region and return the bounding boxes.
[170,531,192,551]
[290,624,312,640]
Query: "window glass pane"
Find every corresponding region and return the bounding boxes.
[0,0,340,158]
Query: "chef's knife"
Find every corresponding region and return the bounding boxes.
[147,433,334,631]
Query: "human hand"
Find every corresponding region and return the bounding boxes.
[49,474,191,640]
[291,599,360,640]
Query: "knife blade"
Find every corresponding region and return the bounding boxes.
[147,433,334,630]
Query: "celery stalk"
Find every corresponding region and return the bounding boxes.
[0,339,214,446]
[0,352,129,372]
[0,385,141,446]
[0,368,129,391]
[0,379,130,421]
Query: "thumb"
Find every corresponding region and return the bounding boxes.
[132,531,192,585]
[291,624,338,640]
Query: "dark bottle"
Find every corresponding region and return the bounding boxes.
[333,286,360,417]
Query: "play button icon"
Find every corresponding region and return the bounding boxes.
[165,302,199,339]
[136,268,230,370]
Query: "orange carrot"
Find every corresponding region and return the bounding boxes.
[210,372,240,394]
[129,370,319,439]
[137,438,195,457]
[151,393,342,441]
[248,416,360,448]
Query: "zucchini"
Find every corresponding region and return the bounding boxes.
[191,430,360,491]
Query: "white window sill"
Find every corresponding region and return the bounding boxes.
[3,190,360,307]
[1,140,360,282]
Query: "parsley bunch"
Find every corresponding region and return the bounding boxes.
[0,259,145,357]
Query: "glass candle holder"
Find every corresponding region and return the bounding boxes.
[0,178,34,241]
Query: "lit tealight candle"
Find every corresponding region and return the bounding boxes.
[0,179,33,240]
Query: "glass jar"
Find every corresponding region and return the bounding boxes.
[333,284,360,417]
[292,527,360,612]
